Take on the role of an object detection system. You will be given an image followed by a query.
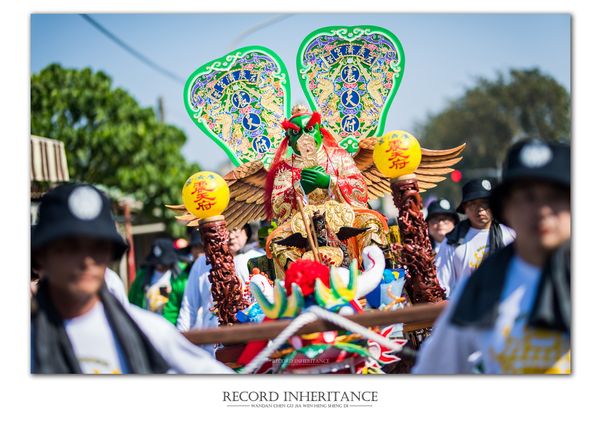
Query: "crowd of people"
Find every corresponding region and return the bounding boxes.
[30,138,570,374]
[416,138,571,373]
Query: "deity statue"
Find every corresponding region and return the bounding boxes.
[170,27,465,275]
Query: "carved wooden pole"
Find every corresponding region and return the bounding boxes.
[390,175,446,303]
[198,216,248,326]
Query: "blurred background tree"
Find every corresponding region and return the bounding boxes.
[31,64,200,236]
[414,67,571,205]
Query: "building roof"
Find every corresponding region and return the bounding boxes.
[30,135,70,183]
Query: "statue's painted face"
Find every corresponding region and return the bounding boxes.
[285,113,323,156]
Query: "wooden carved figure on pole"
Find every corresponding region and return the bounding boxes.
[181,171,248,325]
[374,130,452,304]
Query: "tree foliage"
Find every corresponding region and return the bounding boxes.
[31,64,200,235]
[414,68,570,203]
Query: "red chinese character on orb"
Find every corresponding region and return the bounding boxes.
[191,180,217,211]
[386,139,410,170]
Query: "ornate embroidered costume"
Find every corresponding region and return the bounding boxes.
[269,141,369,223]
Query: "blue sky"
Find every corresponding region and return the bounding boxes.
[31,13,571,172]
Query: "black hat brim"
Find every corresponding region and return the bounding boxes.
[145,254,179,267]
[176,246,192,255]
[457,190,493,213]
[31,220,128,261]
[426,211,460,224]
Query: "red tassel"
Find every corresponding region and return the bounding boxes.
[265,137,290,219]
[306,111,321,129]
[320,127,340,148]
[281,119,301,132]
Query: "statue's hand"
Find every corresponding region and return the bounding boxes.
[301,167,331,194]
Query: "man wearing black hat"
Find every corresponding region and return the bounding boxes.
[128,238,189,325]
[413,139,571,374]
[159,229,205,325]
[188,229,205,261]
[31,183,231,373]
[436,177,515,296]
[426,199,460,295]
[426,198,459,255]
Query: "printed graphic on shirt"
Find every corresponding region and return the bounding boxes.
[77,357,122,374]
[491,327,571,374]
[468,245,488,270]
[145,270,173,313]
[146,282,172,313]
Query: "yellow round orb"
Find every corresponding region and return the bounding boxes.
[182,171,230,219]
[373,130,422,178]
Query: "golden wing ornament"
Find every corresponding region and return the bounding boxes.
[165,161,268,230]
[354,137,466,198]
[222,161,268,230]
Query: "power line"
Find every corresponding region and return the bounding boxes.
[228,14,294,50]
[80,14,185,84]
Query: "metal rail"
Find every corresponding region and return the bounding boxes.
[182,302,446,345]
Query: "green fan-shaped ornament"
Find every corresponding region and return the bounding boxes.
[184,46,291,168]
[297,25,405,154]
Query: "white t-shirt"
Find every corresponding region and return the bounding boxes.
[64,302,129,374]
[412,254,570,374]
[63,301,232,374]
[436,224,515,296]
[176,248,264,333]
[176,255,212,334]
[432,240,443,270]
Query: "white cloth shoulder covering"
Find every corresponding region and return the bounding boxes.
[128,304,233,374]
[104,268,129,306]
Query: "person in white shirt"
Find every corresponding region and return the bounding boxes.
[436,177,515,296]
[176,223,264,334]
[425,198,459,257]
[413,138,570,374]
[31,183,232,374]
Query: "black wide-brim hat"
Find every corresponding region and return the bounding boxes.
[145,238,179,267]
[457,177,496,213]
[426,198,459,223]
[490,138,571,222]
[31,183,128,261]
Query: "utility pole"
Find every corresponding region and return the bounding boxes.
[157,96,165,123]
[121,200,137,287]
